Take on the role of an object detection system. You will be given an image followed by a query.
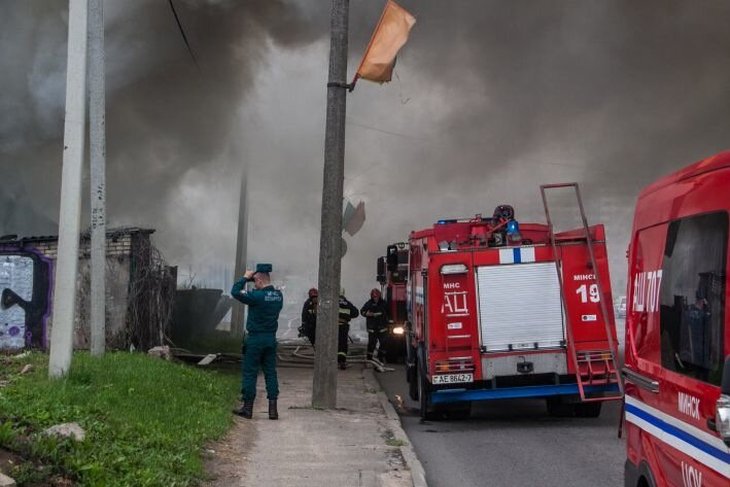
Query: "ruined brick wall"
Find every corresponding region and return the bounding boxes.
[1,228,173,351]
[27,232,134,349]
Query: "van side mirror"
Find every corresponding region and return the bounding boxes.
[715,356,730,446]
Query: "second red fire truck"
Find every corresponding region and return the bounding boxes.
[405,185,623,419]
[376,243,409,362]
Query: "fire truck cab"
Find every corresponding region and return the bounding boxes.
[623,152,730,487]
[405,188,623,420]
[375,242,409,362]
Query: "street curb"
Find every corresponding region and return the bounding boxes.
[364,369,428,487]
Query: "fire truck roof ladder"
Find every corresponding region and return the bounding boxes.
[540,183,624,402]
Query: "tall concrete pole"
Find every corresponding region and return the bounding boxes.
[49,0,89,378]
[231,162,248,335]
[88,0,106,357]
[312,0,349,409]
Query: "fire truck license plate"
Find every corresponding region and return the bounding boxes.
[432,373,473,384]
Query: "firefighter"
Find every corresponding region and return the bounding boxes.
[230,263,283,420]
[300,287,318,347]
[361,288,389,362]
[337,288,359,369]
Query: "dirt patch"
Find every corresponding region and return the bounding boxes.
[0,447,75,487]
[0,447,23,474]
[202,416,257,486]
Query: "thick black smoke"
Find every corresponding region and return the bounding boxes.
[0,0,320,235]
[3,0,730,321]
[340,0,730,297]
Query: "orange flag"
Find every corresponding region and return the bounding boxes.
[355,0,416,84]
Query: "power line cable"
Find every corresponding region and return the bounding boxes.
[168,0,200,72]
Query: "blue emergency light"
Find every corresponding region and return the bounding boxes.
[506,219,520,235]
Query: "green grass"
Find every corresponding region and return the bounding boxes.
[0,351,240,486]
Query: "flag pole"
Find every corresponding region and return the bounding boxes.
[312,0,350,409]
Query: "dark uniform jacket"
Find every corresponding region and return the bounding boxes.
[338,296,359,325]
[360,298,389,332]
[301,297,317,330]
[231,279,283,334]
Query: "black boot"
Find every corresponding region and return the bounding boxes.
[234,400,254,419]
[268,399,279,420]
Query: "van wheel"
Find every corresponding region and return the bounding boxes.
[574,402,602,418]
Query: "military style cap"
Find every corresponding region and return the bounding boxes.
[255,263,273,273]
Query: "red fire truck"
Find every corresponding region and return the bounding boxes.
[376,243,409,362]
[405,184,623,419]
[622,152,730,487]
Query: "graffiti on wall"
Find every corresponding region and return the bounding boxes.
[0,248,51,350]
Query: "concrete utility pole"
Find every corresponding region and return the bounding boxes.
[312,0,349,409]
[49,0,89,378]
[231,162,248,335]
[88,0,106,357]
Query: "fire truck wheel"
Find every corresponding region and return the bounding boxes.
[418,370,437,421]
[546,397,574,417]
[417,350,438,420]
[444,402,471,420]
[407,364,419,401]
[574,402,602,418]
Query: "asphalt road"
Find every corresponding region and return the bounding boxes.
[375,319,628,487]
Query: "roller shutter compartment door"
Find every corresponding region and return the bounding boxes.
[476,262,565,352]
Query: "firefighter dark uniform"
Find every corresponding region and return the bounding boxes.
[361,288,389,362]
[337,291,359,369]
[300,288,318,347]
[231,263,283,419]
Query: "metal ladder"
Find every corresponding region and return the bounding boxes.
[540,183,624,402]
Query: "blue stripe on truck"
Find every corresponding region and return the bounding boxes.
[430,383,620,403]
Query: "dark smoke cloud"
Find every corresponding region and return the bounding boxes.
[3,0,730,327]
[338,0,730,296]
[0,0,320,234]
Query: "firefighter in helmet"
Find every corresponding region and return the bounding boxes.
[361,288,389,362]
[337,288,359,369]
[300,287,318,347]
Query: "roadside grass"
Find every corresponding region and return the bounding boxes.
[0,351,240,486]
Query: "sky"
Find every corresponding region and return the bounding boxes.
[2,0,730,324]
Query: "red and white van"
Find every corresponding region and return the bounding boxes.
[623,151,730,486]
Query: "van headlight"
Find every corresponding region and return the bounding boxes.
[392,326,405,335]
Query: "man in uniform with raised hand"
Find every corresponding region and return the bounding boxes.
[231,263,283,420]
